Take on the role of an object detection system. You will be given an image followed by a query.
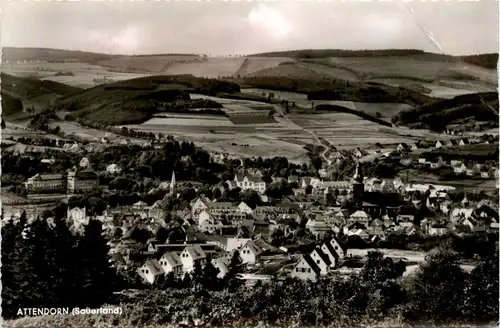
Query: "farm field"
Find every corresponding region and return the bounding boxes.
[190,94,273,112]
[243,88,413,117]
[400,168,498,192]
[2,62,151,88]
[96,55,203,73]
[163,57,245,78]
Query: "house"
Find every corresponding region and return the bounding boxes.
[159,252,183,275]
[225,237,252,252]
[428,223,450,236]
[180,245,206,272]
[306,219,331,237]
[310,248,332,275]
[240,240,263,265]
[137,259,164,284]
[238,202,253,215]
[410,143,418,150]
[453,162,467,175]
[349,210,371,225]
[234,173,266,194]
[400,156,413,167]
[290,254,321,281]
[191,197,211,217]
[458,138,470,146]
[435,140,444,149]
[322,237,345,260]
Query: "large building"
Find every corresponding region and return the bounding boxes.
[24,166,99,195]
[233,173,266,194]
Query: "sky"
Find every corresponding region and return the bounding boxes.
[1,1,498,56]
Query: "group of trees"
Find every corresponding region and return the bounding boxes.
[39,246,498,327]
[1,213,118,319]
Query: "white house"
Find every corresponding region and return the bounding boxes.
[290,254,321,282]
[310,248,332,275]
[234,173,266,194]
[435,140,444,149]
[453,163,467,175]
[159,252,183,275]
[180,245,206,272]
[137,259,164,284]
[226,237,252,252]
[238,202,253,215]
[240,240,263,265]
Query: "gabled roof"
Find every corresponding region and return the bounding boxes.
[350,210,370,219]
[242,240,263,256]
[143,259,164,276]
[162,252,182,267]
[322,241,340,262]
[301,254,321,275]
[312,247,332,266]
[184,245,206,260]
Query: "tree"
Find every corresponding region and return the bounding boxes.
[76,219,117,307]
[225,250,244,292]
[405,247,468,321]
[240,190,262,209]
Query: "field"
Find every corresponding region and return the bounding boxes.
[2,62,151,88]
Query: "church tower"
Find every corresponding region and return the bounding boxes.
[352,163,364,208]
[170,171,176,196]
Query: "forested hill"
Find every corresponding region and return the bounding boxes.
[393,92,499,131]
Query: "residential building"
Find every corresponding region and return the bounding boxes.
[310,248,332,275]
[180,245,206,272]
[137,259,164,284]
[240,240,263,265]
[290,254,321,281]
[159,252,183,275]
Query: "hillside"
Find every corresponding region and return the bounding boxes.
[51,75,240,125]
[1,73,83,100]
[394,92,499,131]
[250,49,498,70]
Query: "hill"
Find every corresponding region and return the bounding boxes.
[51,75,240,125]
[393,92,499,131]
[1,73,83,100]
[1,73,83,122]
[250,49,498,70]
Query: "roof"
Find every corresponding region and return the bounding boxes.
[162,252,182,267]
[207,202,235,209]
[350,210,370,219]
[75,169,98,179]
[134,201,148,206]
[323,242,340,262]
[29,173,65,181]
[312,247,332,266]
[184,245,206,260]
[301,254,321,274]
[143,259,164,276]
[242,240,263,256]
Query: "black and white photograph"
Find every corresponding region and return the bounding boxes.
[0,1,499,327]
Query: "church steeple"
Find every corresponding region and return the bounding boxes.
[353,163,364,183]
[170,171,176,196]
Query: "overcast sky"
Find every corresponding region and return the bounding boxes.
[1,1,498,56]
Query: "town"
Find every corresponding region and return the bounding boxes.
[3,130,499,286]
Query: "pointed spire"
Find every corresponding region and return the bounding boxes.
[353,163,364,183]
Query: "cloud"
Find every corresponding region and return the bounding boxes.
[1,1,497,55]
